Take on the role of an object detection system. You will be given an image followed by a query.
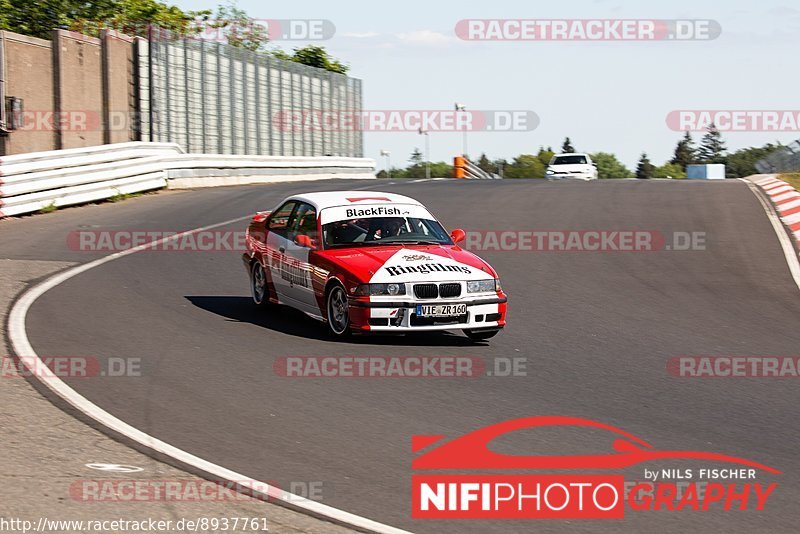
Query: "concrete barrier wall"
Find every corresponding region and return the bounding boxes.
[0,32,56,155]
[102,30,136,145]
[0,29,138,156]
[53,31,104,149]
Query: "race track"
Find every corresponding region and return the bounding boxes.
[5,179,800,533]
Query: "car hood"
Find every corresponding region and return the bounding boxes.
[320,245,497,283]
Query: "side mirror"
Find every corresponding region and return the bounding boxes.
[295,234,316,249]
[450,229,466,244]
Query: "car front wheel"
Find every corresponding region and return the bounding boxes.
[250,261,271,307]
[326,284,351,337]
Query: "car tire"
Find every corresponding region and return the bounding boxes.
[326,283,351,338]
[463,329,500,341]
[250,261,272,308]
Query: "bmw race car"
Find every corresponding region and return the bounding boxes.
[242,191,507,341]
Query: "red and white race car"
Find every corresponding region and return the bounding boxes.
[242,191,507,341]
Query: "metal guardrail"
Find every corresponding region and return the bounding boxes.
[0,141,185,176]
[0,142,375,217]
[453,156,501,179]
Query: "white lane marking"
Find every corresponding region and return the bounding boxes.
[7,214,412,534]
[742,179,800,292]
[86,463,144,473]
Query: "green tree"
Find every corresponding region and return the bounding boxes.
[696,123,727,164]
[428,161,454,178]
[79,0,208,38]
[403,148,426,178]
[536,146,555,168]
[278,45,349,74]
[636,153,654,179]
[589,152,633,179]
[561,137,576,153]
[210,0,268,51]
[670,131,696,170]
[725,144,780,178]
[653,162,687,179]
[377,167,406,179]
[504,154,545,179]
[409,147,423,165]
[477,153,494,173]
[0,0,208,39]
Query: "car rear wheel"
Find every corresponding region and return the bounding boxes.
[326,284,351,337]
[463,328,500,341]
[250,261,271,307]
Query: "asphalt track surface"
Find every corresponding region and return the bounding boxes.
[5,179,800,533]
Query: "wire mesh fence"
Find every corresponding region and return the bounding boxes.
[756,139,800,174]
[137,30,363,157]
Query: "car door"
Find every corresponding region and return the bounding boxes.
[282,202,321,317]
[265,200,298,304]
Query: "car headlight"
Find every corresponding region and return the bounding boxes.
[467,279,499,293]
[353,283,406,296]
[546,168,555,174]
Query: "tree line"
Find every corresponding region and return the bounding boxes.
[0,0,348,73]
[378,127,781,179]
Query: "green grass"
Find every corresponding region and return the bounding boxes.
[108,191,144,203]
[38,202,57,214]
[779,173,800,191]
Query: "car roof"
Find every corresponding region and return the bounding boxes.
[286,191,425,211]
[553,153,590,158]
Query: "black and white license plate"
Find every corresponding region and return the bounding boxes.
[416,304,468,317]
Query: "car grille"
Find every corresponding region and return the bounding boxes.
[414,283,438,299]
[439,283,462,298]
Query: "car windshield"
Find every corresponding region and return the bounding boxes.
[322,216,453,248]
[552,155,588,165]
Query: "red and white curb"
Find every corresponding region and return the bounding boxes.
[749,174,800,248]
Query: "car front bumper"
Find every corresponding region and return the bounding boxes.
[348,295,508,332]
[547,173,595,180]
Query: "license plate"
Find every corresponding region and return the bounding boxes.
[416,304,468,317]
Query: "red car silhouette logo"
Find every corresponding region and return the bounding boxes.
[412,416,780,473]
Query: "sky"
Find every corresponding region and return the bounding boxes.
[174,0,800,170]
